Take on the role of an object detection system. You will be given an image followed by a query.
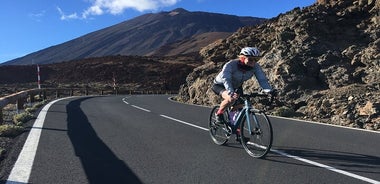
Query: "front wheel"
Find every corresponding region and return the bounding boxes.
[240,111,273,158]
[209,106,230,145]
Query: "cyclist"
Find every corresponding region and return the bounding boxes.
[211,47,273,125]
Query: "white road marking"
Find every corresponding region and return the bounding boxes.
[270,149,380,184]
[160,114,209,131]
[122,97,129,104]
[6,97,72,184]
[131,105,151,112]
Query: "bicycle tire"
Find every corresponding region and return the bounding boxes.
[209,106,230,145]
[240,110,273,158]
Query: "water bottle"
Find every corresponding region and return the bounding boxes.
[229,110,239,126]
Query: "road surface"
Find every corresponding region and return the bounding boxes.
[5,95,380,184]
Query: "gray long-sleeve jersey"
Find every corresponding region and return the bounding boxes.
[213,59,272,93]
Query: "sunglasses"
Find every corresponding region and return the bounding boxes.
[244,56,260,62]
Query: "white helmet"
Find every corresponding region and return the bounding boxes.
[240,47,260,57]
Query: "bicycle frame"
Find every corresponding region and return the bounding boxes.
[229,97,260,134]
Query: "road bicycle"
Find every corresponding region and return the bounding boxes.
[209,91,276,158]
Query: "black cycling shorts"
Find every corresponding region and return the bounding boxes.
[211,83,225,95]
[211,83,243,96]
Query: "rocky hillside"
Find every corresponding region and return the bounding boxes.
[177,0,380,130]
[3,8,264,65]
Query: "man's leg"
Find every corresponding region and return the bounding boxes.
[215,90,235,123]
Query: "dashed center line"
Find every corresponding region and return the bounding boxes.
[160,114,208,131]
[131,105,151,112]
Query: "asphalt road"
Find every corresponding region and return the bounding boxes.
[5,95,380,184]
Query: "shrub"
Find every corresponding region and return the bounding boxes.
[33,100,46,109]
[0,124,24,137]
[33,94,43,101]
[274,106,296,117]
[13,112,34,125]
[25,107,35,113]
[25,101,46,114]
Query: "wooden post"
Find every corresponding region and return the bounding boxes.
[16,98,25,113]
[43,90,47,100]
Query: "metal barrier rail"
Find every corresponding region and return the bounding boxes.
[0,88,177,124]
[0,88,43,124]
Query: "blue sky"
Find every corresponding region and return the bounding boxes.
[0,0,315,64]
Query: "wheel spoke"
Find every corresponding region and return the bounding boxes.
[240,112,273,158]
[209,106,229,145]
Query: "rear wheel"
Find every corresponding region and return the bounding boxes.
[240,111,273,158]
[209,106,230,145]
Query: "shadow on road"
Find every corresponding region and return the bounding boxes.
[67,97,142,184]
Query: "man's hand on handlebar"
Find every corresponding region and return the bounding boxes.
[228,91,239,99]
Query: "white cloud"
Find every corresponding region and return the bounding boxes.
[57,7,79,20]
[29,11,46,22]
[58,0,180,20]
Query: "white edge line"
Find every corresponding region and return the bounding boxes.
[6,97,75,184]
[131,105,151,112]
[271,149,380,184]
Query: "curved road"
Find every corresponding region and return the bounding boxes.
[5,95,380,184]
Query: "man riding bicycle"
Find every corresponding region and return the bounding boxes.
[211,47,274,125]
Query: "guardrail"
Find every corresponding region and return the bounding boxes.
[0,88,41,124]
[0,88,177,124]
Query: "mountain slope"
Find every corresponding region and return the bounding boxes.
[3,8,265,65]
[148,32,232,56]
